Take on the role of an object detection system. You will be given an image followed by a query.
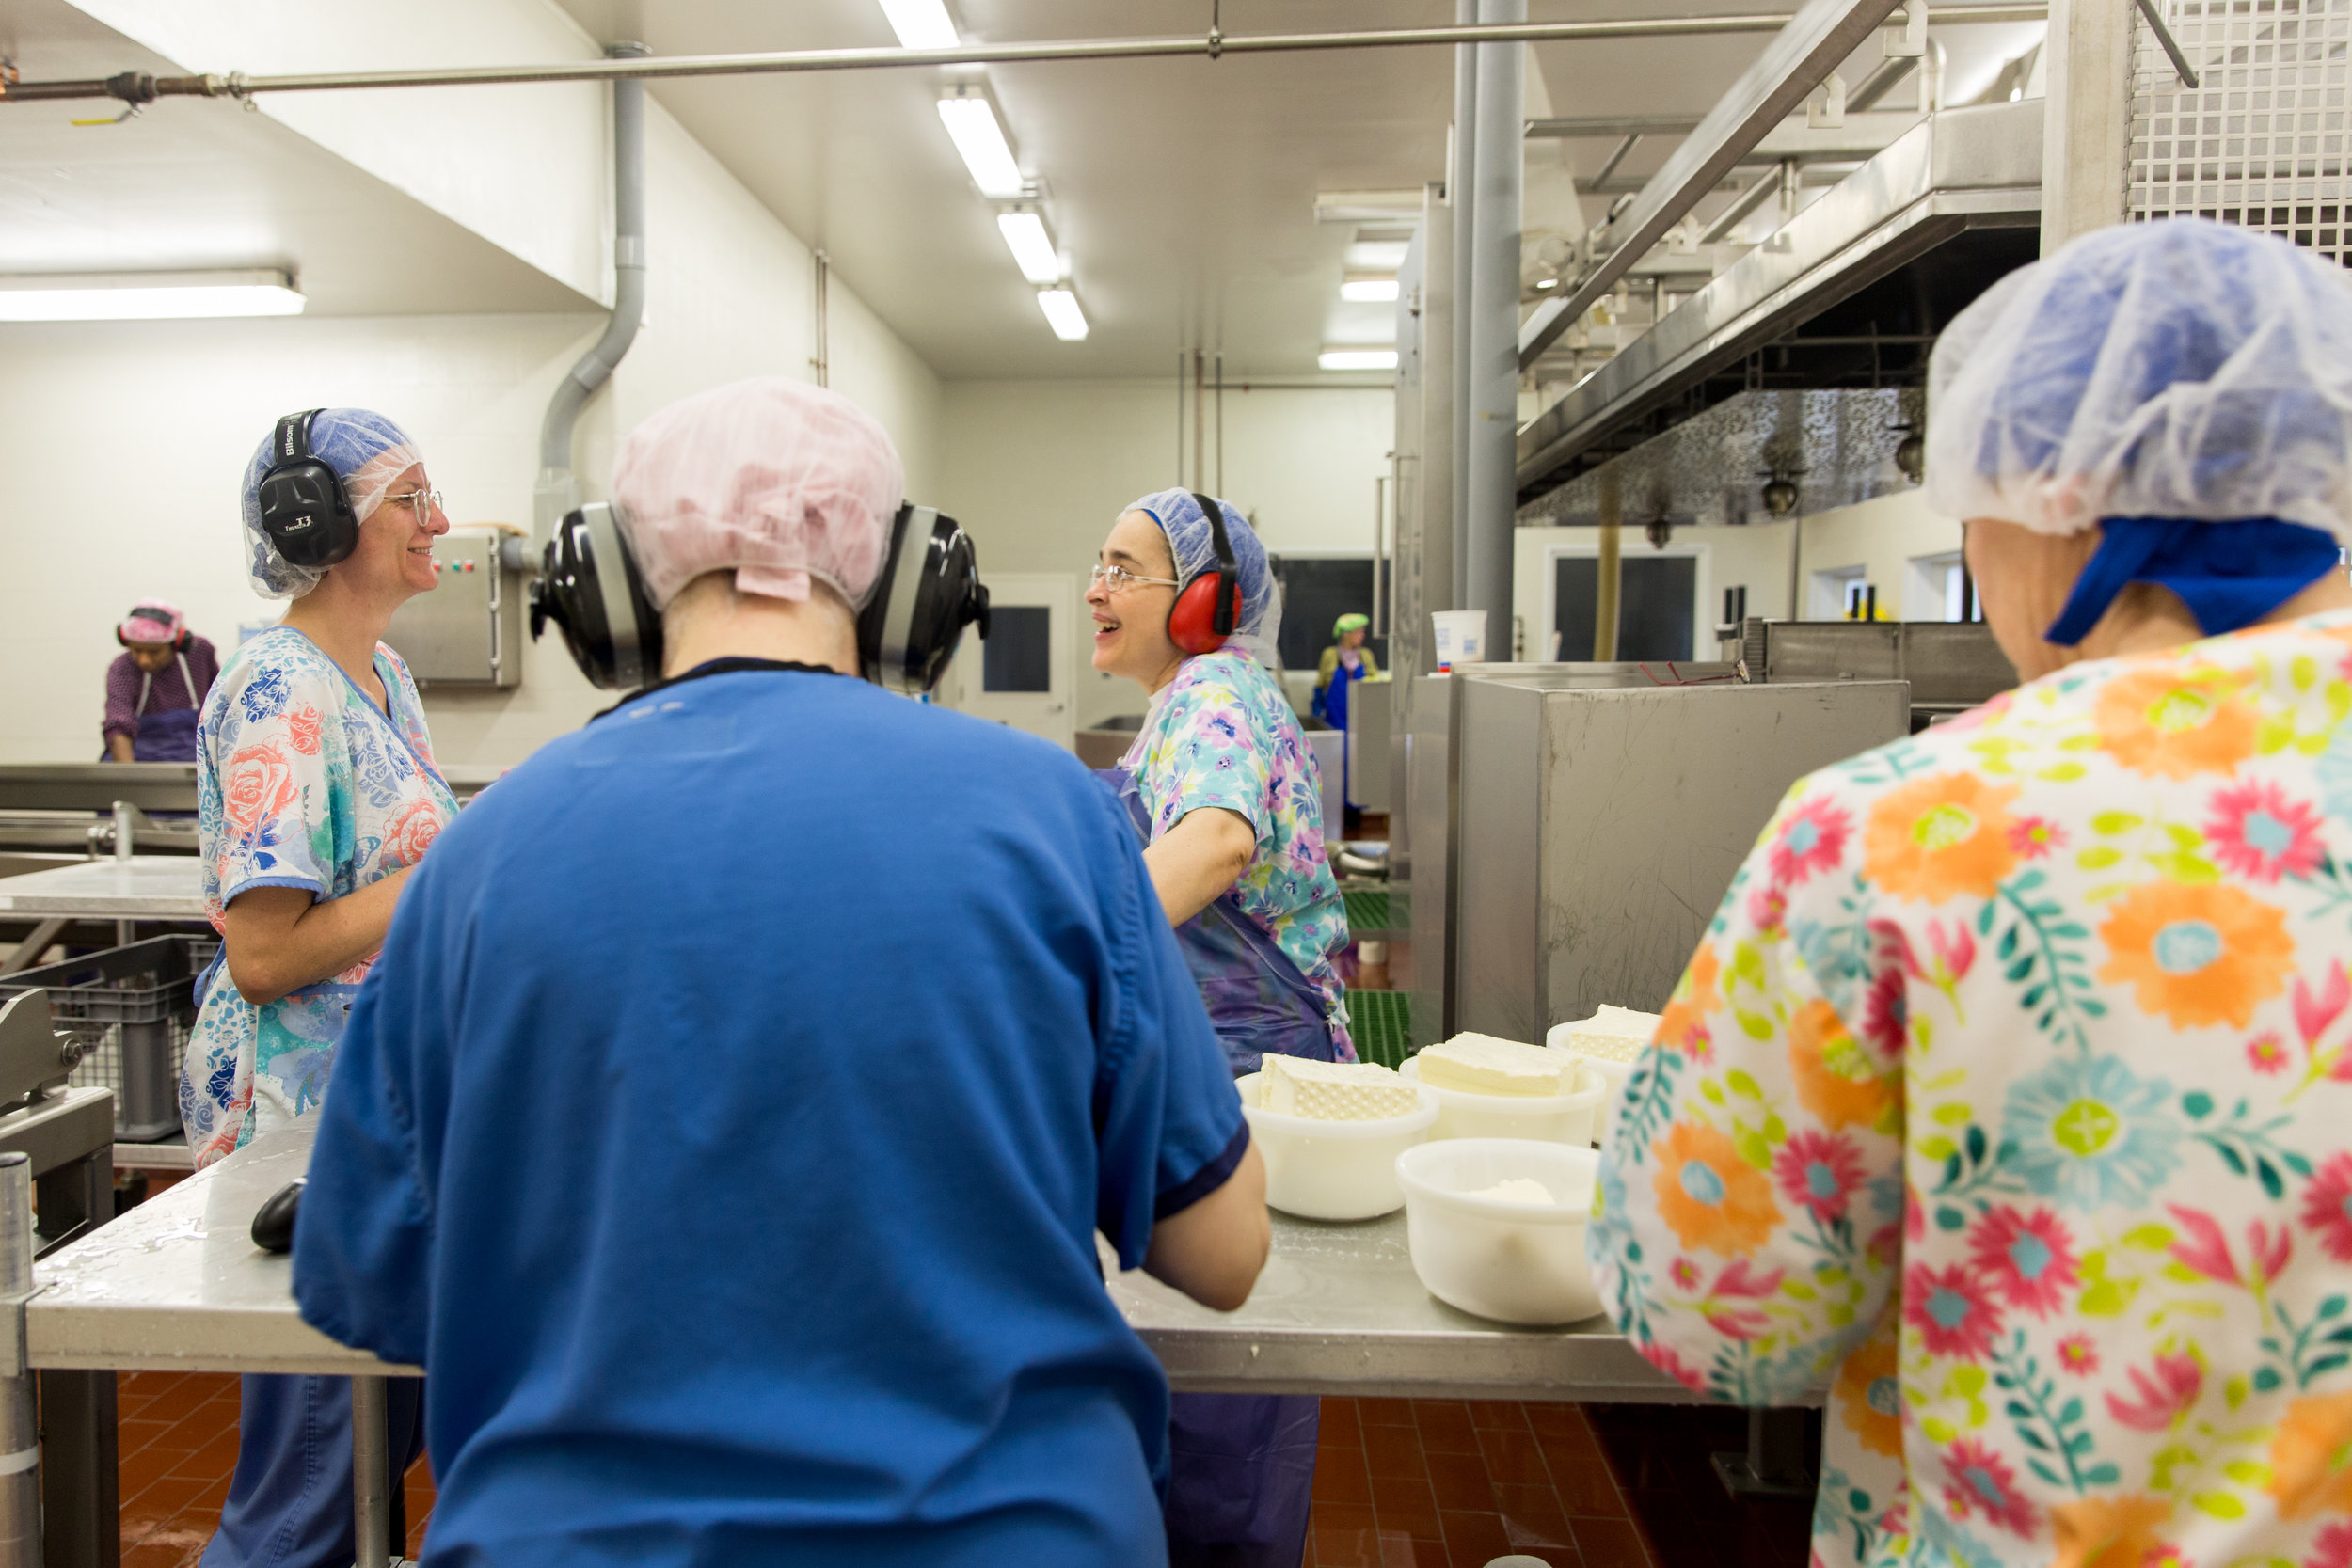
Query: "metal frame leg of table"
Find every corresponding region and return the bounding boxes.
[1710,1406,1818,1500]
[0,1156,37,1568]
[37,1373,114,1568]
[353,1376,392,1568]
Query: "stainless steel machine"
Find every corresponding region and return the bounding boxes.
[383,524,529,688]
[1410,664,1908,1047]
[1738,617,2015,726]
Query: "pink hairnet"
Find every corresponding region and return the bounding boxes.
[611,377,905,610]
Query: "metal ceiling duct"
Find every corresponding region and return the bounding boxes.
[1514,386,1925,529]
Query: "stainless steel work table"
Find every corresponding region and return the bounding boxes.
[0,859,205,922]
[24,1122,1716,1564]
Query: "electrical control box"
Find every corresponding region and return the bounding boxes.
[386,525,525,688]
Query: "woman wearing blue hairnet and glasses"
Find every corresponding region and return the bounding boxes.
[1590,219,2352,1568]
[190,408,454,1567]
[1089,488,1353,1568]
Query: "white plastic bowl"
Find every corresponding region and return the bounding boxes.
[1395,1138,1603,1325]
[1400,1055,1607,1146]
[1236,1071,1438,1221]
[1546,1022,1642,1150]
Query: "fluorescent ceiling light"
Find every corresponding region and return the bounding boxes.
[878,0,959,48]
[1319,348,1397,371]
[997,211,1063,284]
[1037,288,1089,341]
[1341,277,1400,303]
[0,269,304,322]
[937,91,1025,198]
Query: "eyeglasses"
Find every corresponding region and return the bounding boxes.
[1089,562,1180,593]
[383,488,445,522]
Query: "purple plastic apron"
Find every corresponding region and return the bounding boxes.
[125,655,201,763]
[1102,768,1325,1568]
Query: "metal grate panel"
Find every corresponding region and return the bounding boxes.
[2130,0,2352,264]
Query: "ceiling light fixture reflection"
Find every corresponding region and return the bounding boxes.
[997,211,1062,284]
[1319,348,1397,371]
[1037,288,1089,341]
[1340,276,1400,303]
[0,269,305,321]
[878,0,959,49]
[937,89,1025,198]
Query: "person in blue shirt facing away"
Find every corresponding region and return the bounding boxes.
[290,376,1270,1568]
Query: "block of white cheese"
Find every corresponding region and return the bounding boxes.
[1464,1177,1559,1208]
[1416,1033,1571,1098]
[1258,1055,1422,1121]
[1560,1005,1661,1063]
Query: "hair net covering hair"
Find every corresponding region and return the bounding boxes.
[119,601,183,644]
[1125,488,1284,665]
[612,377,904,612]
[1333,612,1370,638]
[1925,216,2352,539]
[240,409,423,600]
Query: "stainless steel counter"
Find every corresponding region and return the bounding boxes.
[34,1122,1698,1402]
[0,857,206,920]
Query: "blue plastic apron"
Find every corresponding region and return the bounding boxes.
[129,655,200,763]
[1319,658,1366,810]
[1101,768,1324,1568]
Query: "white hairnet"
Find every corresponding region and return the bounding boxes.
[611,377,904,612]
[1123,487,1285,666]
[1925,217,2352,538]
[237,409,423,599]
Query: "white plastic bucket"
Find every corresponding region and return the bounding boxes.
[1399,1056,1607,1146]
[1430,610,1487,668]
[1236,1072,1439,1221]
[1547,1022,1641,1152]
[1396,1139,1603,1324]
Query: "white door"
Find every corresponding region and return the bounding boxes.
[947,572,1075,752]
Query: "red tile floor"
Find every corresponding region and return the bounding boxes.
[100,1381,1809,1568]
[111,1370,434,1567]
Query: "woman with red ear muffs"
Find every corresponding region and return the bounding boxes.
[1088,487,1355,1568]
[102,601,220,762]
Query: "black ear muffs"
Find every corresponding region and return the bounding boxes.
[1165,491,1241,657]
[859,505,992,696]
[531,501,991,697]
[530,502,665,691]
[255,410,360,571]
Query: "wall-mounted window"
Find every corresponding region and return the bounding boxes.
[1546,545,1705,660]
[1809,564,1870,619]
[1907,551,1980,623]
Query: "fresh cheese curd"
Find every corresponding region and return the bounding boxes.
[1257,1055,1421,1121]
[1416,1033,1569,1097]
[1463,1177,1558,1207]
[1557,1005,1660,1062]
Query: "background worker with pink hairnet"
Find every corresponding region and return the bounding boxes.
[288,377,1273,1567]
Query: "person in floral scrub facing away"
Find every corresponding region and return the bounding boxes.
[1592,217,2352,1568]
[188,407,456,1568]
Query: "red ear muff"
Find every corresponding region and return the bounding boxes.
[1164,492,1242,657]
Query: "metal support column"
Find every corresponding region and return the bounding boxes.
[2040,0,2132,252]
[1451,0,1478,608]
[0,1155,35,1568]
[352,1377,392,1568]
[1463,0,1524,643]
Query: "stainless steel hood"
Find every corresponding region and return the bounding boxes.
[1516,97,2043,499]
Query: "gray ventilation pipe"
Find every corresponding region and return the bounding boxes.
[534,40,649,546]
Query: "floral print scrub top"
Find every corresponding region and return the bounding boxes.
[1592,610,2352,1568]
[184,627,455,1168]
[1120,649,1351,1037]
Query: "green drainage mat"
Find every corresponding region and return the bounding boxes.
[1347,990,1413,1069]
[1342,889,1393,935]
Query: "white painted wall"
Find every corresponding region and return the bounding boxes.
[1510,490,1964,657]
[0,99,940,767]
[938,380,1395,728]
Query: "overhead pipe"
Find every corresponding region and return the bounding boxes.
[535,41,648,546]
[0,8,2047,105]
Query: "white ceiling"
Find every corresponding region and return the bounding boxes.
[0,0,596,315]
[0,0,2051,375]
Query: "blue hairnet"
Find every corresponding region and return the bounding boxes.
[1124,488,1284,665]
[1925,217,2352,538]
[238,408,423,599]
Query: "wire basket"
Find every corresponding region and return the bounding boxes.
[0,934,215,1141]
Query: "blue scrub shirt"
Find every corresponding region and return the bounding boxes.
[292,666,1248,1568]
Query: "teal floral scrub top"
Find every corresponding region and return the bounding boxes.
[184,627,456,1168]
[1590,610,2352,1568]
[1120,649,1351,1045]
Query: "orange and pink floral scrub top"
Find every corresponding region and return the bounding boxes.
[184,626,454,1167]
[1591,610,2352,1568]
